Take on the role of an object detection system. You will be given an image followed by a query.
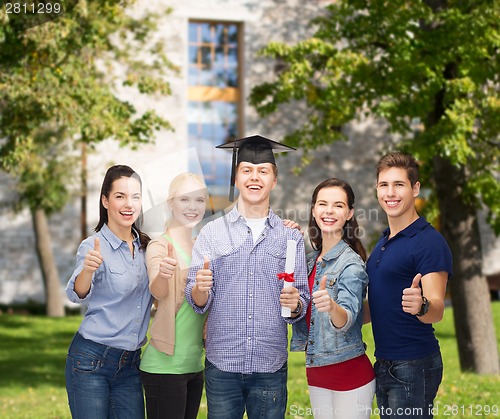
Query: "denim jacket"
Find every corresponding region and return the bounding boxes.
[290,240,369,367]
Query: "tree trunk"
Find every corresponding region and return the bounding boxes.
[31,207,65,317]
[433,156,499,374]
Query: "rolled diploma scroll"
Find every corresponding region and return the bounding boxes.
[281,239,297,317]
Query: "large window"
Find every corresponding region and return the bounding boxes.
[188,21,241,202]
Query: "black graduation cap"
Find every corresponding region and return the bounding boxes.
[216,134,296,201]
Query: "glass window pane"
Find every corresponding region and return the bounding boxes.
[200,23,212,42]
[228,46,238,62]
[200,46,212,67]
[188,24,198,42]
[213,23,224,42]
[226,24,238,41]
[188,101,238,189]
[188,21,240,199]
[188,46,198,65]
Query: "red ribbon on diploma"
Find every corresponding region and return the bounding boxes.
[277,272,295,283]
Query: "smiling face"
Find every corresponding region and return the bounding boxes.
[312,186,353,238]
[376,167,420,221]
[234,162,277,208]
[168,180,207,229]
[101,176,142,235]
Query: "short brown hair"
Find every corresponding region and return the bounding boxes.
[377,152,419,186]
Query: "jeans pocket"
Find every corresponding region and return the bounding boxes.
[388,360,412,386]
[205,359,215,372]
[70,351,101,373]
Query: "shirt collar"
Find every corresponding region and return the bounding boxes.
[383,216,429,239]
[321,240,350,261]
[227,205,280,228]
[101,223,140,250]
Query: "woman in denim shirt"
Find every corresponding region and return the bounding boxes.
[291,178,375,419]
[65,165,152,419]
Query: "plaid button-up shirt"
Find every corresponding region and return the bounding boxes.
[186,206,309,374]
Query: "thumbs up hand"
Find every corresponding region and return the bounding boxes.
[402,273,424,315]
[158,242,177,280]
[83,237,104,273]
[312,276,334,313]
[195,256,213,293]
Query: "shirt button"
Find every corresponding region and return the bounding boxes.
[249,294,253,297]
[248,315,252,319]
[381,246,385,251]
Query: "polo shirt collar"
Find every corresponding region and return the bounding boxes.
[383,216,428,239]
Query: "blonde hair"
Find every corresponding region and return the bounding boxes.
[167,172,208,202]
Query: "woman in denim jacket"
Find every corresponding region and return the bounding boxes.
[291,178,375,419]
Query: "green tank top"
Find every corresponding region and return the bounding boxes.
[140,235,206,374]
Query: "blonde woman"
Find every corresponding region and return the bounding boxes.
[140,172,208,419]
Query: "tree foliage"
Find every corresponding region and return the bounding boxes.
[250,0,500,232]
[0,0,176,213]
[250,0,500,373]
[0,0,176,316]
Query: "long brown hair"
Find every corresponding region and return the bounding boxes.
[94,165,150,249]
[308,178,367,261]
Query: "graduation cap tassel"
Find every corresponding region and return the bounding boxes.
[229,143,237,202]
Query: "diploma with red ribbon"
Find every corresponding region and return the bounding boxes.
[278,239,297,317]
[277,272,294,282]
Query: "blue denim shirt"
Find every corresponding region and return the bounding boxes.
[66,224,152,351]
[290,240,368,367]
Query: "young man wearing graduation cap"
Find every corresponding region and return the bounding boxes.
[185,135,310,419]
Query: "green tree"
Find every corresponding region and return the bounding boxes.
[250,0,499,374]
[0,1,176,316]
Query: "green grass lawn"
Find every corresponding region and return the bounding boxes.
[0,303,499,418]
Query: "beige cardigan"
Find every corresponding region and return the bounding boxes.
[145,235,189,356]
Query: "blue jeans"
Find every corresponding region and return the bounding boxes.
[204,359,288,419]
[65,333,144,419]
[374,351,443,419]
